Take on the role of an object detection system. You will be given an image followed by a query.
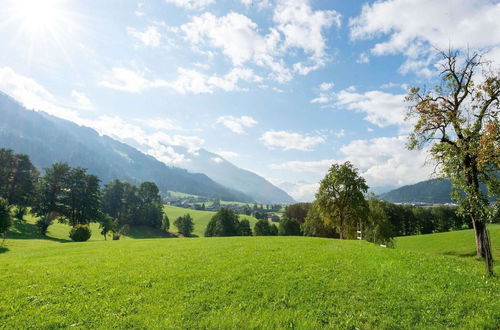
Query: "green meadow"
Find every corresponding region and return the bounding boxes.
[163,205,258,237]
[1,214,499,328]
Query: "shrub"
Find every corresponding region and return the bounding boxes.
[112,232,121,240]
[14,207,27,221]
[239,219,253,236]
[36,216,52,236]
[69,225,92,242]
[174,214,194,236]
[205,208,240,237]
[278,217,302,236]
[254,219,278,236]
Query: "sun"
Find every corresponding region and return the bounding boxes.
[9,0,65,37]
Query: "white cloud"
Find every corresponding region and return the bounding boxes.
[164,0,214,10]
[310,95,330,104]
[356,52,369,64]
[319,82,334,91]
[71,90,93,111]
[216,150,239,160]
[211,157,224,164]
[168,67,262,94]
[269,136,433,188]
[274,0,341,73]
[127,26,161,47]
[260,130,325,151]
[273,180,319,202]
[99,67,168,93]
[349,0,500,75]
[335,129,345,138]
[216,115,258,134]
[334,88,408,128]
[0,67,82,122]
[141,118,181,131]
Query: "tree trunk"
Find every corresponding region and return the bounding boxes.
[472,219,494,276]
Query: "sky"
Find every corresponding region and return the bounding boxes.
[0,0,499,201]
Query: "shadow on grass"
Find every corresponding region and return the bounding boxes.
[0,246,9,254]
[123,226,174,239]
[442,250,477,258]
[7,220,70,243]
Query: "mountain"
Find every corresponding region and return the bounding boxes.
[169,146,295,204]
[379,179,454,204]
[0,91,253,202]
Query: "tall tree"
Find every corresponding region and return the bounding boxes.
[32,162,71,221]
[174,214,194,236]
[406,49,499,275]
[0,149,38,208]
[316,162,368,239]
[0,198,12,244]
[205,208,240,237]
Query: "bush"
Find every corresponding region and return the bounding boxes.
[69,225,92,242]
[239,219,253,236]
[278,217,302,236]
[174,214,194,236]
[112,232,121,240]
[36,216,52,236]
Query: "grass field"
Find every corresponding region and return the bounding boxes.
[164,205,258,237]
[1,221,499,328]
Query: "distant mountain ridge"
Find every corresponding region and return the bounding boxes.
[379,179,454,204]
[0,91,253,202]
[170,146,295,204]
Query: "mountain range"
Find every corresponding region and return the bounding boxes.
[1,91,277,203]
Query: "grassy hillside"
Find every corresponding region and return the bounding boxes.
[164,205,258,237]
[1,234,499,328]
[396,224,500,262]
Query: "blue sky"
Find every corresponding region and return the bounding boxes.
[1,0,499,201]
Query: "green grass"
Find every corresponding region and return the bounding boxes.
[164,205,258,237]
[396,224,500,259]
[1,220,499,328]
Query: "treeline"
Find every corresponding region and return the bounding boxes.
[0,148,167,241]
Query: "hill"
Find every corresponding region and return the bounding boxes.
[1,226,498,328]
[169,146,295,204]
[379,179,454,204]
[396,224,500,261]
[0,91,252,203]
[164,205,258,237]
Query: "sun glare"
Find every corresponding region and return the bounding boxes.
[12,0,64,37]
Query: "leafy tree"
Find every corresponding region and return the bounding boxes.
[302,201,338,238]
[62,168,101,227]
[254,219,277,236]
[406,49,499,275]
[364,198,395,246]
[0,198,12,244]
[174,214,194,236]
[32,162,71,221]
[205,208,240,237]
[35,216,52,236]
[316,162,368,239]
[137,182,163,228]
[0,149,39,208]
[278,216,302,236]
[162,214,170,232]
[284,203,311,224]
[239,219,252,236]
[99,214,117,240]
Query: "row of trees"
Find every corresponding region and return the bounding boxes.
[0,150,168,241]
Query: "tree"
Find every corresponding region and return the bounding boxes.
[205,208,240,237]
[302,201,338,238]
[137,182,163,228]
[316,162,368,239]
[406,49,499,275]
[239,219,252,236]
[162,214,170,232]
[0,149,39,208]
[62,168,101,227]
[32,162,71,221]
[284,203,311,224]
[174,214,194,236]
[99,214,117,240]
[0,198,12,244]
[254,219,277,236]
[278,216,302,236]
[364,198,395,246]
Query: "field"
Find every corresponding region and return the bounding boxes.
[1,221,499,328]
[164,205,258,237]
